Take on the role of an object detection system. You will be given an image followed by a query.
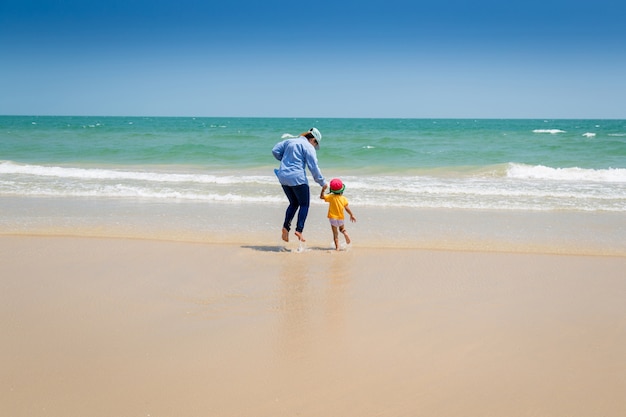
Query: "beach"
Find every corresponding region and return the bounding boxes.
[2,116,625,415]
[2,234,626,417]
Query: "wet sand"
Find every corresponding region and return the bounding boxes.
[1,235,626,416]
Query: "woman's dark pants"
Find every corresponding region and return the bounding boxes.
[281,184,310,233]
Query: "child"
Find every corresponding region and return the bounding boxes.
[320,178,356,251]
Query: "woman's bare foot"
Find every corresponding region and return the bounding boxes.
[282,228,289,242]
[294,231,306,242]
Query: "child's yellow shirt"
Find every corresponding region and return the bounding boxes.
[322,194,349,220]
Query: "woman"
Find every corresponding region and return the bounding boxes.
[272,127,327,242]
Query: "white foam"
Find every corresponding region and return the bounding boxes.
[2,161,625,212]
[582,132,596,138]
[507,163,626,183]
[533,129,566,134]
[4,183,284,204]
[0,161,275,185]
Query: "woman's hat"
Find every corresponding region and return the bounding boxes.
[309,127,322,149]
[329,178,345,194]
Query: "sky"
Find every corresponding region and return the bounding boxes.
[1,0,625,118]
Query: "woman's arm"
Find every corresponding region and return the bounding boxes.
[271,140,286,161]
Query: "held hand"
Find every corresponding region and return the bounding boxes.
[320,184,328,199]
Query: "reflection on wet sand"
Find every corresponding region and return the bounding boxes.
[274,253,352,364]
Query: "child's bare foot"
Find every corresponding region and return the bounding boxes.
[342,230,351,245]
[281,228,289,242]
[294,231,306,242]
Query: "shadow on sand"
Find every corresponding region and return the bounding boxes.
[241,245,331,253]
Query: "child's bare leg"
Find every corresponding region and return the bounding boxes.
[339,225,351,245]
[331,225,340,250]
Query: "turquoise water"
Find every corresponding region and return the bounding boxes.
[1,116,625,212]
[2,116,626,170]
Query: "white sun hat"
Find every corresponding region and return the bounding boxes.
[309,127,322,149]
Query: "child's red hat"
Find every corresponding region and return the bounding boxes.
[329,178,345,194]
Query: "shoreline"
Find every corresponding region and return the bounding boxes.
[2,230,626,258]
[2,195,626,257]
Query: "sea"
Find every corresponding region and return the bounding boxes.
[1,116,625,254]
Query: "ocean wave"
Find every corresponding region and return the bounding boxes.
[532,129,566,134]
[506,163,626,183]
[2,185,284,203]
[2,161,625,212]
[0,161,275,185]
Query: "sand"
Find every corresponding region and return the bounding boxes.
[1,235,626,417]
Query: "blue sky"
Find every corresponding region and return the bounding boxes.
[1,0,625,118]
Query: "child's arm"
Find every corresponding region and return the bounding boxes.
[320,184,328,199]
[345,205,356,222]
